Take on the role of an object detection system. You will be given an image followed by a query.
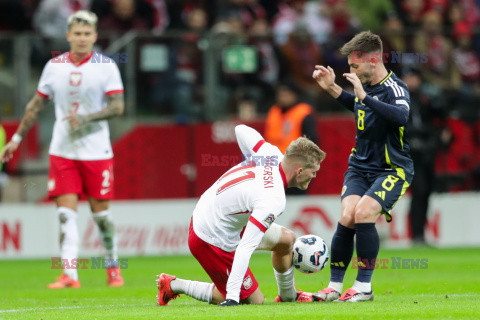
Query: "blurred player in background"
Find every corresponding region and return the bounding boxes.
[312,31,413,302]
[157,124,326,306]
[0,10,124,288]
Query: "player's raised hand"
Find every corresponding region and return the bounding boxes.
[63,109,87,130]
[343,73,366,101]
[312,65,336,90]
[0,140,20,163]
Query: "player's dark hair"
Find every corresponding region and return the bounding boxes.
[339,31,383,56]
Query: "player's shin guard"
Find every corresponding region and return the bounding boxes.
[274,266,297,302]
[92,210,118,265]
[58,207,79,280]
[329,222,355,288]
[170,278,214,303]
[354,223,379,286]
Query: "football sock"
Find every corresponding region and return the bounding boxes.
[352,280,372,293]
[58,207,79,281]
[92,210,118,267]
[274,266,297,302]
[170,278,214,303]
[355,223,379,285]
[330,222,356,285]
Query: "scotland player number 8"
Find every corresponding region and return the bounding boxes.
[357,110,365,130]
[382,175,399,191]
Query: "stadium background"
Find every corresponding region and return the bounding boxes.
[0,0,479,261]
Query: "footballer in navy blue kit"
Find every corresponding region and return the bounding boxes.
[311,31,414,303]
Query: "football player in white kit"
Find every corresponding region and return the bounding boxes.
[157,125,326,306]
[1,11,124,288]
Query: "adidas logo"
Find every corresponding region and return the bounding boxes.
[374,191,386,200]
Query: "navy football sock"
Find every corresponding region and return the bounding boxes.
[355,223,379,284]
[330,222,356,283]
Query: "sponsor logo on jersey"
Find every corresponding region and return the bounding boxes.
[374,191,386,201]
[100,188,111,195]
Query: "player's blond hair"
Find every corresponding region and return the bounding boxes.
[284,137,326,168]
[339,31,383,56]
[67,10,98,30]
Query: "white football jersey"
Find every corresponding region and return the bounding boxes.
[192,125,287,252]
[37,51,124,160]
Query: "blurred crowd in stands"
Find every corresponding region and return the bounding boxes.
[0,0,480,194]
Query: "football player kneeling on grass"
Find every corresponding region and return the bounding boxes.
[157,125,326,306]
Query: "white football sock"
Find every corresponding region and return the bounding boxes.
[328,281,343,293]
[58,207,79,281]
[352,280,372,293]
[274,266,297,302]
[92,210,118,265]
[170,278,214,303]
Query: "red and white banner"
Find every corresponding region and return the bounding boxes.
[1,193,479,259]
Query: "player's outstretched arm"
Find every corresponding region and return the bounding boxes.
[235,124,265,157]
[64,93,125,130]
[224,220,265,304]
[1,94,46,163]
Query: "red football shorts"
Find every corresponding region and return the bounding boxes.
[188,221,259,301]
[48,155,114,199]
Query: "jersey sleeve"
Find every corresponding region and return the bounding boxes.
[224,220,265,302]
[235,124,267,157]
[363,79,410,127]
[225,197,286,302]
[37,61,53,98]
[384,79,411,111]
[249,196,286,232]
[104,62,124,96]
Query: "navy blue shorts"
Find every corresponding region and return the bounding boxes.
[340,167,411,222]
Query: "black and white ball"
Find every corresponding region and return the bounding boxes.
[293,234,329,274]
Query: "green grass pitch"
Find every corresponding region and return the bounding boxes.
[1,247,479,319]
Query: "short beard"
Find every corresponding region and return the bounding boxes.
[361,72,373,85]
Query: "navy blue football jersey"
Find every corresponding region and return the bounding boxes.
[348,71,414,182]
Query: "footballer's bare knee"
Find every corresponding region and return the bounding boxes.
[272,228,296,254]
[354,196,382,223]
[55,194,78,211]
[89,197,110,213]
[339,207,355,229]
[242,288,264,305]
[340,195,360,228]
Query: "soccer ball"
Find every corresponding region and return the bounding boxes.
[292,234,329,274]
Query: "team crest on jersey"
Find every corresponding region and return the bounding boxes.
[69,72,82,86]
[341,185,347,196]
[263,214,275,227]
[242,275,253,290]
